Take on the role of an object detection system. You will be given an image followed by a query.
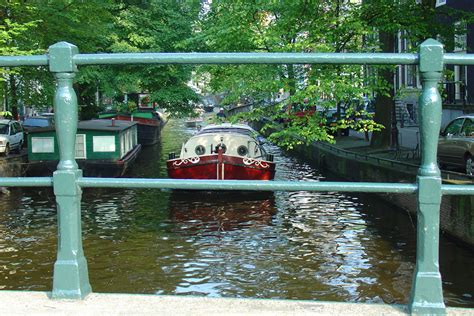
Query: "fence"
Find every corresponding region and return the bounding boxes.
[1,39,474,315]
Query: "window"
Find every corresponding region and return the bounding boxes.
[454,21,467,52]
[9,123,15,135]
[93,136,115,152]
[435,0,446,7]
[444,118,464,136]
[75,134,86,159]
[13,122,21,133]
[461,119,474,137]
[32,137,54,153]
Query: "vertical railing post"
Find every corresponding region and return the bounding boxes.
[49,42,91,299]
[409,39,445,314]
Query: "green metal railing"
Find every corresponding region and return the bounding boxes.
[1,39,474,314]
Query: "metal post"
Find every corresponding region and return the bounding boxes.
[409,39,445,315]
[49,42,91,299]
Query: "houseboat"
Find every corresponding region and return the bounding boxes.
[99,109,164,146]
[167,123,275,180]
[27,119,141,177]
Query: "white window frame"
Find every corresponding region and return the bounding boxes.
[435,0,446,7]
[93,136,116,152]
[31,137,54,153]
[75,134,87,159]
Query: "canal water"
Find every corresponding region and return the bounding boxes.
[0,119,473,307]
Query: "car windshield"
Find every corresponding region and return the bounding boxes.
[0,123,8,134]
[23,118,50,127]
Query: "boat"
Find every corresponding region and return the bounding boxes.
[98,109,164,146]
[185,116,204,128]
[26,119,141,177]
[167,123,275,180]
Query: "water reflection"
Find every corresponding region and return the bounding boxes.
[169,191,276,233]
[0,118,472,307]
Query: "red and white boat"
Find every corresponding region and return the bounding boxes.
[167,123,275,180]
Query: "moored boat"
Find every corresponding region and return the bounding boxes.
[185,117,204,128]
[99,109,164,146]
[167,123,275,180]
[26,119,141,177]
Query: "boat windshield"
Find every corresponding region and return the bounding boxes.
[197,127,256,138]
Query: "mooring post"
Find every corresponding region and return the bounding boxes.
[49,42,91,299]
[409,39,445,315]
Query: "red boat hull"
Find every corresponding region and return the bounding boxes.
[167,154,275,180]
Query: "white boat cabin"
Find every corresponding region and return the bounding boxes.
[180,124,267,159]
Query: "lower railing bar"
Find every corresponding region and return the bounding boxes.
[77,178,417,193]
[0,177,53,187]
[441,184,474,195]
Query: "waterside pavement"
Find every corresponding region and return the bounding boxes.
[1,291,474,315]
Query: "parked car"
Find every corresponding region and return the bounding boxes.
[438,115,474,175]
[0,119,24,155]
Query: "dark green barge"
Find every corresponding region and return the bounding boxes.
[26,119,141,177]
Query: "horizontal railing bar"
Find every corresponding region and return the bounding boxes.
[444,54,474,65]
[74,52,419,66]
[77,178,418,193]
[0,177,53,187]
[0,55,48,67]
[441,184,474,195]
[0,53,473,68]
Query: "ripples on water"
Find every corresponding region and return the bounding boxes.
[0,119,472,306]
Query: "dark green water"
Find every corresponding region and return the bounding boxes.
[0,119,472,306]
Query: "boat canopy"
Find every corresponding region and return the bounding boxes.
[197,123,257,137]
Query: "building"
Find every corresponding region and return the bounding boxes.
[395,0,474,128]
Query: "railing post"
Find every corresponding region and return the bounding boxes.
[49,42,91,299]
[409,39,445,315]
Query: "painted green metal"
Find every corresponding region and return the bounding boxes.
[0,55,48,67]
[409,39,445,315]
[0,177,53,186]
[48,42,91,300]
[443,53,474,65]
[77,178,417,193]
[2,40,474,314]
[74,52,418,65]
[441,184,474,195]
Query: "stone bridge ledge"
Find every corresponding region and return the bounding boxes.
[1,291,472,315]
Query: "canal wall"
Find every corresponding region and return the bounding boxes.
[255,122,474,248]
[293,141,474,248]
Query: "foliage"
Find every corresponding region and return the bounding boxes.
[0,0,201,119]
[192,0,385,148]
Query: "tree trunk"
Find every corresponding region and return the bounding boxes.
[9,74,18,120]
[370,31,396,149]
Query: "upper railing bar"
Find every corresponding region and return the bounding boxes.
[73,52,419,65]
[0,177,53,187]
[443,53,474,65]
[77,177,417,193]
[1,52,473,68]
[0,55,48,67]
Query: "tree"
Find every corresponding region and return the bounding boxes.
[98,0,201,117]
[192,0,384,148]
